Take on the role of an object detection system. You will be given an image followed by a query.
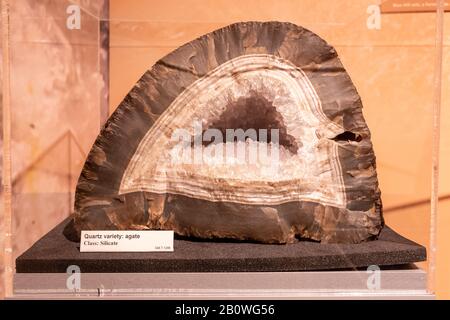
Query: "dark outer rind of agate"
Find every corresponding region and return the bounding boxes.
[73,21,383,243]
[72,192,383,244]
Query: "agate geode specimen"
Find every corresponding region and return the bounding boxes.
[73,21,383,244]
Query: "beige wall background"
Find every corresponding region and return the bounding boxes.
[0,0,107,297]
[0,0,449,299]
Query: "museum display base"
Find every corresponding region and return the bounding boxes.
[13,268,432,299]
[16,218,426,273]
[13,218,430,299]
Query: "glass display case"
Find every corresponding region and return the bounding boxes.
[1,0,448,299]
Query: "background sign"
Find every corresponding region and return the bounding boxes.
[381,0,450,13]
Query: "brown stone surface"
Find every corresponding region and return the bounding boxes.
[73,21,383,244]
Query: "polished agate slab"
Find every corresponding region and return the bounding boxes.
[121,54,345,207]
[73,22,383,244]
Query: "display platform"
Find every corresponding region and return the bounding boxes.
[13,268,431,299]
[16,218,426,273]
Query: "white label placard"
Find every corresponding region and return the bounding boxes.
[80,230,174,252]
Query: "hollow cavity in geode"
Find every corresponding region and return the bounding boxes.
[200,93,299,154]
